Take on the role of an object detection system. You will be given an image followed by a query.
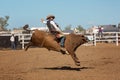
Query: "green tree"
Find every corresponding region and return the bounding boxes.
[0,16,9,30]
[118,23,120,28]
[76,25,85,32]
[64,24,72,31]
[118,23,120,31]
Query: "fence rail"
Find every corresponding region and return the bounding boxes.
[18,32,120,49]
[0,32,120,49]
[93,32,120,46]
[17,34,32,49]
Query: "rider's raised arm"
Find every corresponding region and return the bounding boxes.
[41,18,47,24]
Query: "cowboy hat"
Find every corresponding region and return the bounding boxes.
[46,15,55,20]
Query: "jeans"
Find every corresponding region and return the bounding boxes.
[60,36,66,47]
[11,42,16,49]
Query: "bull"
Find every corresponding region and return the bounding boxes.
[24,27,88,66]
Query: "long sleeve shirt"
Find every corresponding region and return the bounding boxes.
[10,36,15,42]
[43,20,61,32]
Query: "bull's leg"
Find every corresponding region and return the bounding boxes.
[25,42,33,51]
[71,53,80,66]
[68,51,80,66]
[60,48,67,54]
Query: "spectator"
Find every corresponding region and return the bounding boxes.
[10,34,16,50]
[98,26,103,38]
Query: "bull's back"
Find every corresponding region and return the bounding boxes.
[30,30,61,50]
[31,30,46,46]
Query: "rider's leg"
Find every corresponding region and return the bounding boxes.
[60,36,66,47]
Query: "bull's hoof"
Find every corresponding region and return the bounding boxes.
[24,49,27,51]
[65,51,69,55]
[60,48,69,55]
[60,50,66,54]
[24,47,28,51]
[75,62,80,66]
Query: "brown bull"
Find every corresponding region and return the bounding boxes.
[25,29,88,66]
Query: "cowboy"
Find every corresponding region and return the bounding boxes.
[41,15,65,47]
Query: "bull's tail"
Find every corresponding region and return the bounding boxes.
[23,24,29,31]
[23,24,35,32]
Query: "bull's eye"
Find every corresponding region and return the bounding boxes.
[81,35,84,37]
[82,39,86,42]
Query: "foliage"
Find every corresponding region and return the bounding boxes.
[118,23,120,28]
[0,16,9,30]
[76,25,85,32]
[64,24,72,31]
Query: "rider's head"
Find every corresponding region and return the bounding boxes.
[46,15,55,20]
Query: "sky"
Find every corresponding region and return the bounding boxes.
[0,0,120,30]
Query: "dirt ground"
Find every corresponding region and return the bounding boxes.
[0,43,120,80]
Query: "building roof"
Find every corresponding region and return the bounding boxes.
[101,25,119,32]
[63,30,74,33]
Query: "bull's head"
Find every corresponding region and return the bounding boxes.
[80,35,90,44]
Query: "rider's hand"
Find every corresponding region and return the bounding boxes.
[41,18,44,23]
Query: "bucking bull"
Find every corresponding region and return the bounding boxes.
[23,25,89,66]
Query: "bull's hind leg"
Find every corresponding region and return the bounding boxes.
[25,42,33,51]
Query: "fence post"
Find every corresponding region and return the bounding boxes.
[22,34,25,49]
[116,32,118,46]
[93,33,96,46]
[18,34,21,41]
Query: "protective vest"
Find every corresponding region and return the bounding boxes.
[46,20,56,33]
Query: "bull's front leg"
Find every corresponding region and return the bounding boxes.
[72,54,80,66]
[69,51,80,66]
[73,53,80,66]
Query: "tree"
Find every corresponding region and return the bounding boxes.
[64,24,72,31]
[76,25,85,32]
[118,23,120,28]
[0,16,9,30]
[118,23,120,31]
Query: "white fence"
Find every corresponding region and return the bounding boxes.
[17,34,32,49]
[18,32,120,49]
[0,32,120,49]
[0,33,32,49]
[93,32,120,46]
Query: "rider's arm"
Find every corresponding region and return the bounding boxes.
[42,21,47,24]
[43,21,47,24]
[41,18,47,24]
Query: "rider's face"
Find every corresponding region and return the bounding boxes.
[50,17,54,20]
